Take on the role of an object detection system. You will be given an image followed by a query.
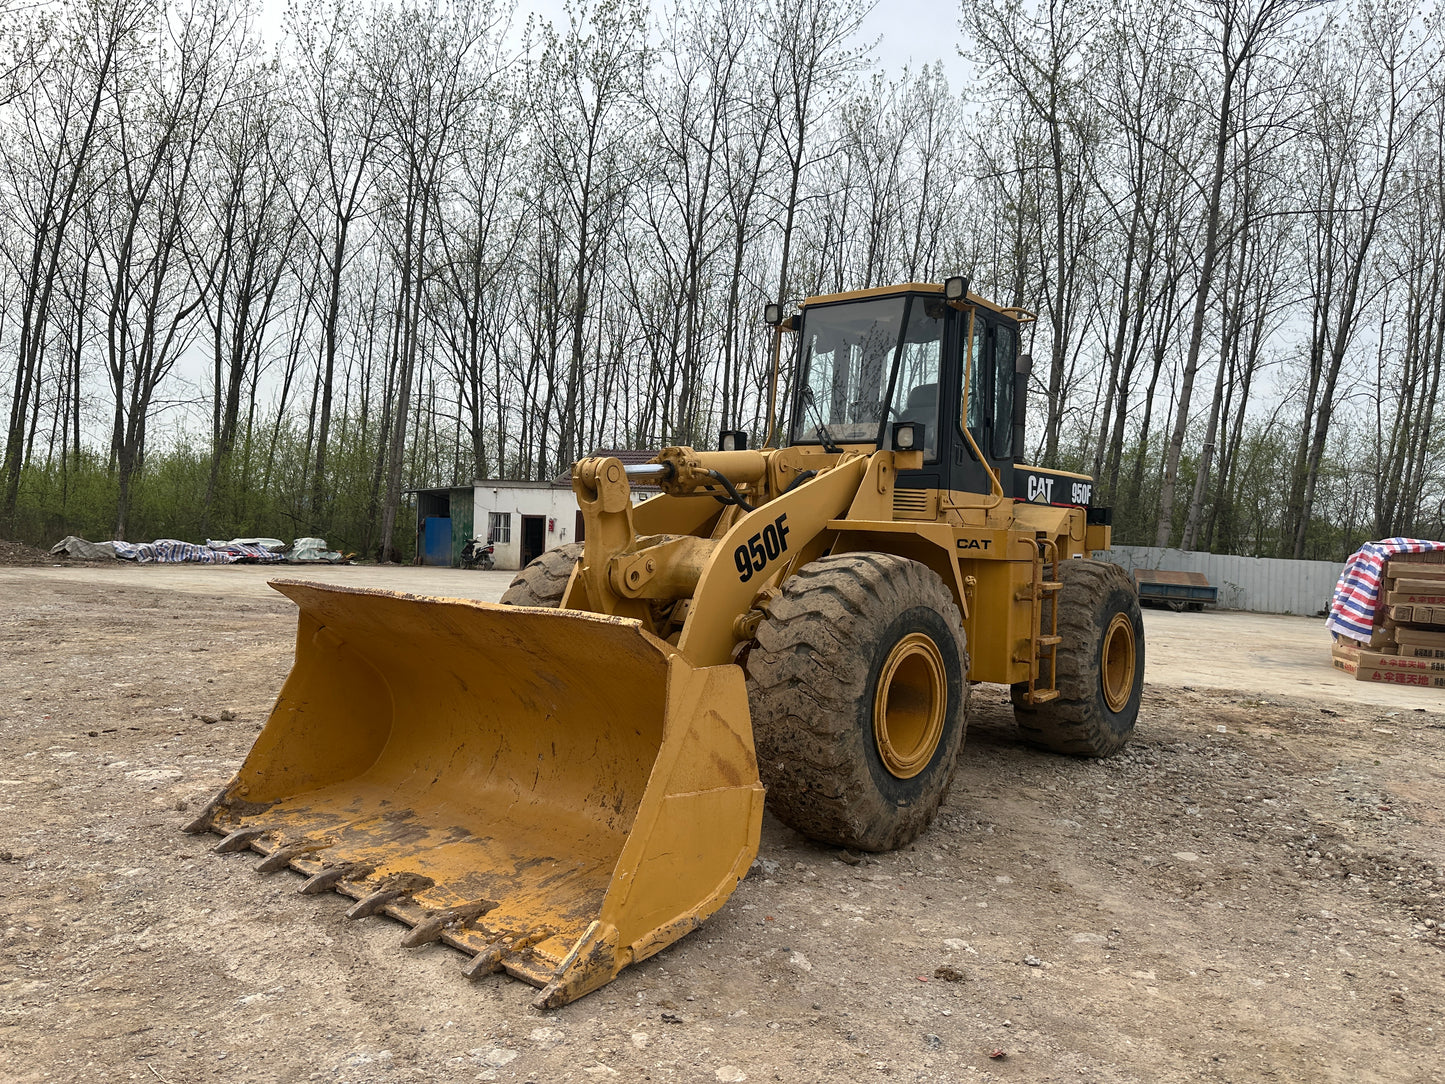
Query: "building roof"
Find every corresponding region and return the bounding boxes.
[415,451,662,494]
[548,449,658,487]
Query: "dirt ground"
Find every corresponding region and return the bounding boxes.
[0,539,52,565]
[2,562,1443,1084]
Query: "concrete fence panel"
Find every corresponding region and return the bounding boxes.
[1096,546,1343,616]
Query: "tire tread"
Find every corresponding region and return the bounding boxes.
[746,553,969,851]
[499,543,584,608]
[1012,560,1142,756]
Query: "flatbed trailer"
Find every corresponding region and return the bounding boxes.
[1133,569,1218,612]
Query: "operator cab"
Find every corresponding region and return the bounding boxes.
[783,281,1026,499]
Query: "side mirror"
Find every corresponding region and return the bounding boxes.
[1013,353,1033,464]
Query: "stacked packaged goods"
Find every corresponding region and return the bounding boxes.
[1331,552,1445,689]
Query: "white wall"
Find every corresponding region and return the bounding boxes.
[472,481,664,570]
[472,484,579,570]
[1098,546,1344,616]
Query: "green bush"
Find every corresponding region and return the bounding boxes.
[6,415,416,562]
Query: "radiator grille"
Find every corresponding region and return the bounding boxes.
[892,489,932,518]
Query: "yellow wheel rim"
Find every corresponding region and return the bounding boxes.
[1101,612,1137,713]
[872,633,947,779]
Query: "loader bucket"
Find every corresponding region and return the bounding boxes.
[189,581,764,1008]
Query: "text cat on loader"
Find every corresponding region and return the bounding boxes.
[187,276,1144,1008]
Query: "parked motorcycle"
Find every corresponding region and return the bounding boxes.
[460,537,494,570]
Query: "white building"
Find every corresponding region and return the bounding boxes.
[413,452,660,571]
[473,479,585,570]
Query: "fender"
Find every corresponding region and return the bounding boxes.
[677,456,870,667]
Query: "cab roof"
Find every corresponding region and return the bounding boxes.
[798,281,1034,324]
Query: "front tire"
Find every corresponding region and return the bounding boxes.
[745,553,969,852]
[1011,559,1143,756]
[499,543,582,607]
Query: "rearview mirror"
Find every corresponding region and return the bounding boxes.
[1013,353,1033,464]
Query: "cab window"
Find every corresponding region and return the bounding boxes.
[993,325,1017,459]
[887,296,945,459]
[965,313,988,437]
[791,297,907,445]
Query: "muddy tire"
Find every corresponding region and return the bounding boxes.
[499,544,583,608]
[1011,559,1143,757]
[744,553,969,852]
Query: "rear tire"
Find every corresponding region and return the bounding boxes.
[745,553,968,853]
[499,543,583,608]
[1011,559,1143,757]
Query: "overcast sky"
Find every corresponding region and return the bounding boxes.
[256,0,970,86]
[857,0,965,77]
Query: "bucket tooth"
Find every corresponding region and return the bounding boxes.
[299,862,374,895]
[214,827,267,854]
[255,840,331,874]
[345,873,435,920]
[463,940,508,980]
[182,787,229,834]
[463,927,555,981]
[401,899,499,948]
[346,888,408,920]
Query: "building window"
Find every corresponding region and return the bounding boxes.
[489,511,511,543]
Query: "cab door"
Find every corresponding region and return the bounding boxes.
[948,309,1020,497]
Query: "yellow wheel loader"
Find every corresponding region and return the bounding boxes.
[185,277,1144,1008]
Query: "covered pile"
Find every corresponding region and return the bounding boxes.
[1328,538,1445,689]
[49,536,345,564]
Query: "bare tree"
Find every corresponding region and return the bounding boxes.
[967,0,1103,463]
[762,0,868,308]
[1154,0,1315,547]
[533,0,646,470]
[191,60,298,528]
[282,0,386,532]
[1083,0,1202,503]
[370,0,502,561]
[431,62,525,479]
[1179,37,1299,550]
[95,0,244,538]
[0,0,142,529]
[1283,0,1435,556]
[1372,72,1445,538]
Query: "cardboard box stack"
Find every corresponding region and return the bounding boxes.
[1331,552,1445,690]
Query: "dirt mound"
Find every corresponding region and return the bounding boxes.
[0,539,50,565]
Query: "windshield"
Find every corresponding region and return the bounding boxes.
[790,294,945,457]
[791,297,905,446]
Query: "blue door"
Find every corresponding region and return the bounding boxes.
[423,517,453,566]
